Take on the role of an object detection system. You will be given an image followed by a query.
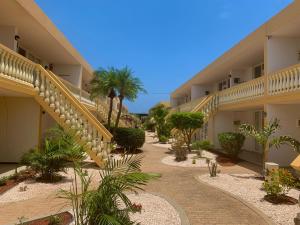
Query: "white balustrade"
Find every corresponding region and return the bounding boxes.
[268,65,300,95]
[218,76,265,105]
[0,43,112,165]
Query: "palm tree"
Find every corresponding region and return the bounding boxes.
[239,118,300,172]
[114,67,146,128]
[59,155,159,225]
[90,67,117,129]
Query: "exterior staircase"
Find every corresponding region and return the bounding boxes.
[0,43,112,166]
[171,94,219,140]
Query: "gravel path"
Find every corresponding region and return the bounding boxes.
[161,151,217,167]
[199,173,299,225]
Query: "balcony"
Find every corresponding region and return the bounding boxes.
[172,96,206,112]
[171,63,300,124]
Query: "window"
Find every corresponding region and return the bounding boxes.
[253,63,264,78]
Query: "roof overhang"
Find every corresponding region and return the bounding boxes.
[172,0,300,98]
[0,0,94,79]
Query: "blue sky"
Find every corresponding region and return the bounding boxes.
[36,0,292,113]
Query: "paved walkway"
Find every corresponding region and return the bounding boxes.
[0,134,271,225]
[142,135,270,225]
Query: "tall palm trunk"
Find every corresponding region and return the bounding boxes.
[115,96,124,128]
[107,88,116,130]
[107,97,114,129]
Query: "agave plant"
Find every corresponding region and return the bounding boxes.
[239,118,300,171]
[59,155,159,225]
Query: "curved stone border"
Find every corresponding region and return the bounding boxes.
[194,176,276,225]
[149,192,190,225]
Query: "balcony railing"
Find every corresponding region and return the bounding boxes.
[0,42,112,166]
[268,63,300,95]
[218,76,265,105]
[173,96,206,112]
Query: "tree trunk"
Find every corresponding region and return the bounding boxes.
[107,97,114,129]
[115,96,123,128]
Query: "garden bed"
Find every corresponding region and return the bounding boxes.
[0,168,101,203]
[20,212,73,225]
[161,151,217,168]
[127,193,181,225]
[0,170,35,195]
[199,173,300,225]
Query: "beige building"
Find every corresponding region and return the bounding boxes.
[171,0,300,166]
[0,0,126,166]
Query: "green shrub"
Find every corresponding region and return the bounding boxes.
[192,140,213,151]
[174,148,187,162]
[48,215,61,225]
[21,126,84,182]
[59,156,158,225]
[218,132,245,159]
[114,128,145,153]
[0,176,8,186]
[159,135,168,143]
[263,168,295,197]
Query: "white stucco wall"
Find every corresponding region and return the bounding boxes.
[212,110,256,151]
[191,85,211,100]
[266,37,300,73]
[266,104,300,166]
[53,64,83,88]
[0,26,18,51]
[0,97,40,162]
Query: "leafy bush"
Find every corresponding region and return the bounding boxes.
[192,140,213,150]
[174,148,187,162]
[59,155,159,225]
[159,135,168,143]
[263,168,295,197]
[168,112,204,151]
[114,128,145,153]
[218,132,245,159]
[21,126,84,182]
[0,176,8,186]
[48,215,61,225]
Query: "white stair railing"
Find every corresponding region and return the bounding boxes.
[0,43,112,166]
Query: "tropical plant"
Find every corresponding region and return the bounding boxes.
[263,168,295,198]
[218,132,245,159]
[90,67,117,129]
[168,112,204,152]
[158,135,168,143]
[114,128,145,153]
[21,127,85,182]
[48,215,61,225]
[239,118,300,170]
[114,67,146,128]
[192,140,213,151]
[59,155,159,225]
[172,136,187,162]
[46,126,86,163]
[148,104,171,140]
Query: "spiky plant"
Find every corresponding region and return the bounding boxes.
[239,118,300,171]
[59,155,159,225]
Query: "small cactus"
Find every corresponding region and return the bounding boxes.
[206,158,219,177]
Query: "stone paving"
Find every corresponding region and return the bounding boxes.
[0,134,271,225]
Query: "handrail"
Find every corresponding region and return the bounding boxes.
[192,95,211,112]
[45,69,112,139]
[218,76,265,104]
